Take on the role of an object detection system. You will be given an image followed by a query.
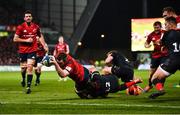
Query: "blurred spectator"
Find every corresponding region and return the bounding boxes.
[0,36,19,65]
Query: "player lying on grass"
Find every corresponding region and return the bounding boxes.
[49,52,142,99]
[84,68,143,98]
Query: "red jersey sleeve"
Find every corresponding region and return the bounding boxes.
[15,25,23,36]
[146,32,153,44]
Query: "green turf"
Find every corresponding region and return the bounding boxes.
[0,70,180,114]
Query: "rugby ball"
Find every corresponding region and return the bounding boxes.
[126,85,143,96]
[42,55,53,67]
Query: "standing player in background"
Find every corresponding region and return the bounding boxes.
[34,36,48,86]
[13,10,48,94]
[149,17,180,99]
[162,6,180,28]
[143,21,168,92]
[53,36,69,81]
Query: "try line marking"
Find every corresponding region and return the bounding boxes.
[1,102,180,109]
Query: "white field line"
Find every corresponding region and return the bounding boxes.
[0,102,180,109]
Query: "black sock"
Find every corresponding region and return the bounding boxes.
[35,71,41,82]
[21,69,26,82]
[27,74,33,88]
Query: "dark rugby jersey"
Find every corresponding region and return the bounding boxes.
[111,52,132,69]
[161,29,180,56]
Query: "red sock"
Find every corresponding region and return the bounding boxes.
[125,81,135,87]
[155,83,164,91]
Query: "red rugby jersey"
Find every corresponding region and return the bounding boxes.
[59,54,85,83]
[146,30,168,58]
[54,43,69,56]
[15,22,41,53]
[36,42,46,57]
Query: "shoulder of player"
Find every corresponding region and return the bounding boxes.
[147,31,156,38]
[17,22,26,29]
[31,22,40,28]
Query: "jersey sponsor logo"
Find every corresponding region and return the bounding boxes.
[31,56,35,59]
[23,30,27,33]
[125,58,129,62]
[33,29,37,32]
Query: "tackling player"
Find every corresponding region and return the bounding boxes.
[102,50,134,83]
[149,17,180,99]
[143,21,168,92]
[13,10,48,94]
[86,70,142,98]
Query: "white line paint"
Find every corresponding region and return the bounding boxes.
[1,102,180,109]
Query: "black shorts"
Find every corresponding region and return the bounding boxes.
[111,65,134,82]
[89,74,120,97]
[160,55,180,74]
[151,56,167,68]
[19,52,36,63]
[34,56,44,67]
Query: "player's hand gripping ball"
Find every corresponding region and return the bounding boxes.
[42,55,53,67]
[126,85,143,96]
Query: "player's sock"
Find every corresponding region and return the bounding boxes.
[21,70,26,87]
[35,71,41,83]
[21,70,26,82]
[27,74,33,88]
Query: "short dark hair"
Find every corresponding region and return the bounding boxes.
[107,50,118,56]
[56,53,67,62]
[162,7,175,13]
[24,10,33,16]
[165,16,177,25]
[153,21,162,27]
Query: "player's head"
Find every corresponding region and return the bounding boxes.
[58,36,64,43]
[105,50,117,64]
[56,52,67,65]
[162,7,176,19]
[24,10,33,23]
[153,21,162,33]
[164,16,177,31]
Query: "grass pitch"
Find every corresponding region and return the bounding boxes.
[0,70,180,114]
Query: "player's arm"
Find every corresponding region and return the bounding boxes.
[144,34,152,48]
[53,48,57,57]
[13,34,33,43]
[66,44,70,54]
[144,41,151,48]
[39,34,49,53]
[50,57,69,78]
[54,62,69,78]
